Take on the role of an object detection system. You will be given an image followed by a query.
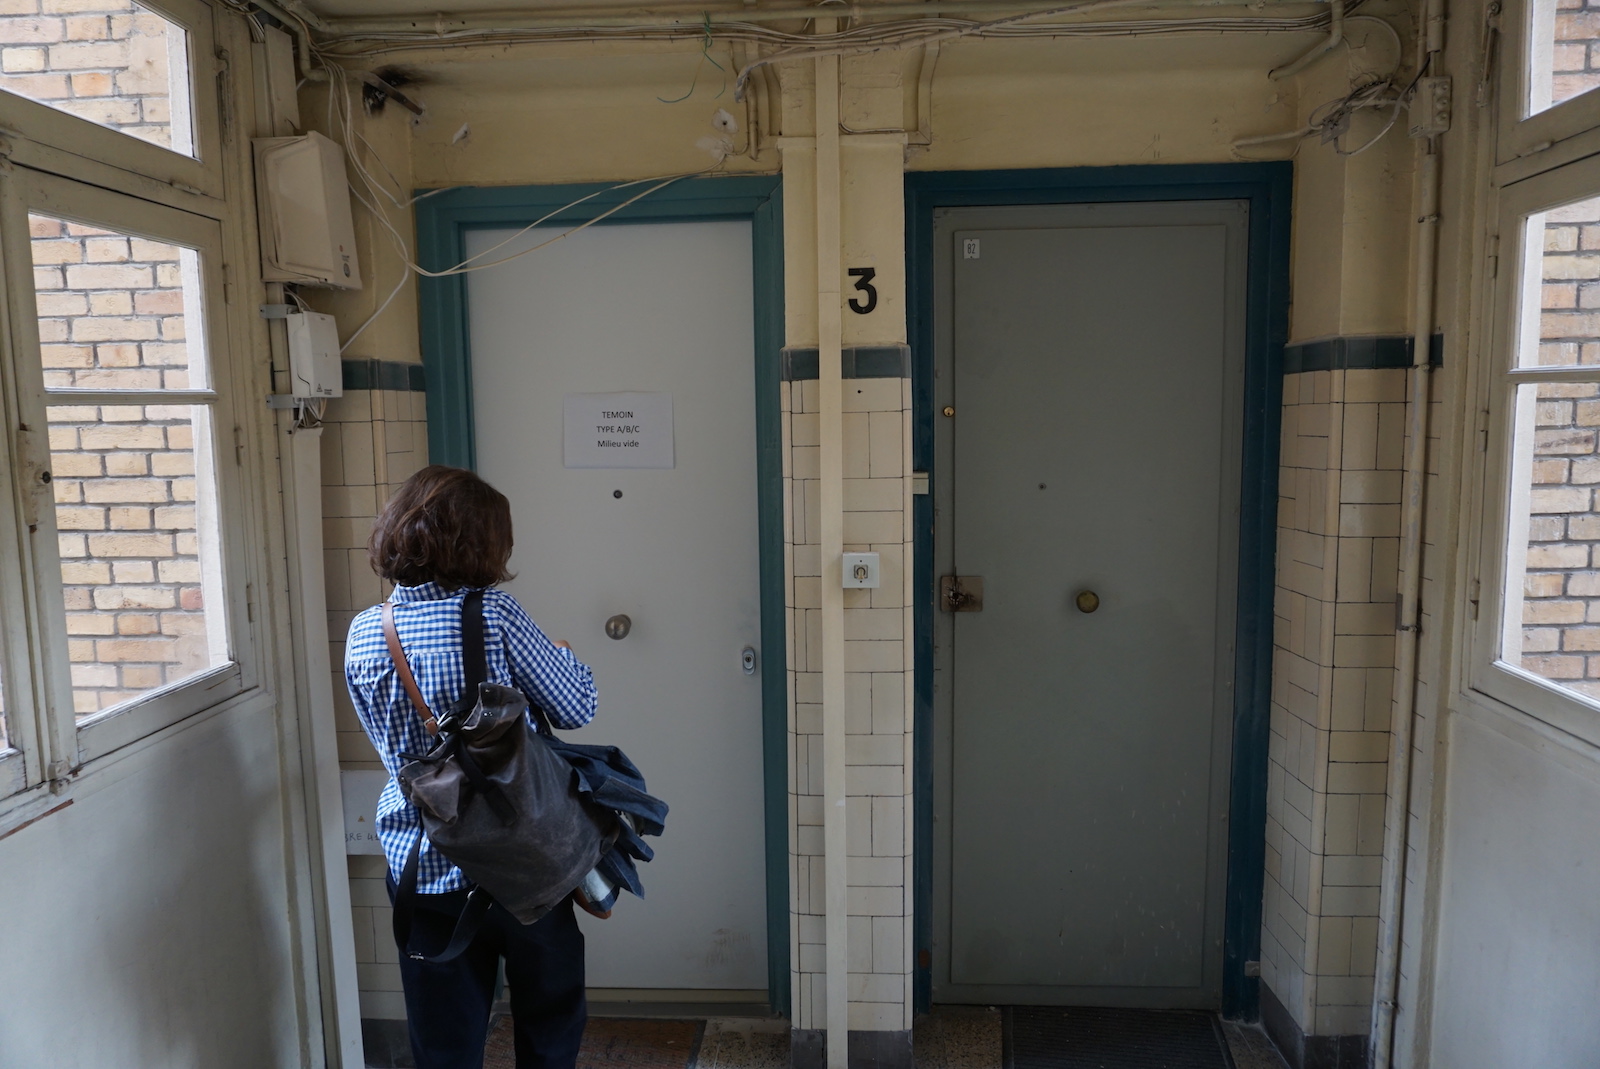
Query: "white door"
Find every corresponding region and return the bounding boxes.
[466,220,768,992]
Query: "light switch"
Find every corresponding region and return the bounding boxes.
[843,552,880,589]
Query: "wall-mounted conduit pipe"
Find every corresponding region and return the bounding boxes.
[1270,0,1345,79]
[1371,0,1446,1062]
[814,39,852,1069]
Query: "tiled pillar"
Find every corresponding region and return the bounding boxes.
[319,369,429,1023]
[785,358,914,1051]
[1262,361,1409,1060]
[781,49,916,1068]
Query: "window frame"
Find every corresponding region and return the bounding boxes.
[0,164,259,775]
[1472,153,1600,747]
[0,0,224,201]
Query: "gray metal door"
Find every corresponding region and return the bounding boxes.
[932,202,1247,1008]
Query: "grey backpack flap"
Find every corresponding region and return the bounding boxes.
[383,591,614,951]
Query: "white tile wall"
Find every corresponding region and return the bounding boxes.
[786,375,915,1033]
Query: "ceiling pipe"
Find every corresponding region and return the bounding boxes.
[317,0,1273,33]
[1269,0,1344,79]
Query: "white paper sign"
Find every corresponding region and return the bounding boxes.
[563,391,674,469]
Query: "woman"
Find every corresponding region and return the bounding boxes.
[345,465,597,1069]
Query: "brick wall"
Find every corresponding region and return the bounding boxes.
[1552,0,1600,108]
[31,213,218,716]
[0,0,186,153]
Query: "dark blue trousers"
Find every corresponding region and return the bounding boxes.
[387,876,587,1069]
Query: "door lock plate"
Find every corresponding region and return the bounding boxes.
[940,575,984,612]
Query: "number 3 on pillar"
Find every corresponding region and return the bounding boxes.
[847,267,877,314]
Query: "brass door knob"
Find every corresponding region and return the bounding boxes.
[1075,590,1100,613]
[605,614,632,640]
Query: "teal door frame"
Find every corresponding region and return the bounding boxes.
[906,163,1292,1021]
[414,175,789,1012]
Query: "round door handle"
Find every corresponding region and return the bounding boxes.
[1075,590,1100,614]
[605,614,632,640]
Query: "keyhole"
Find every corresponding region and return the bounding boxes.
[39,471,52,484]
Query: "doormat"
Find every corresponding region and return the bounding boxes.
[1005,1007,1236,1069]
[483,1016,704,1069]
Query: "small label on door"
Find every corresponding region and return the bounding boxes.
[563,391,674,469]
[962,238,980,260]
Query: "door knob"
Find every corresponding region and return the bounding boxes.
[605,614,632,640]
[1075,590,1100,613]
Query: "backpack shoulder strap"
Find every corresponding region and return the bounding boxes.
[461,590,488,700]
[382,602,439,737]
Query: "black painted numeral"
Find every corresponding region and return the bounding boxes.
[847,267,878,314]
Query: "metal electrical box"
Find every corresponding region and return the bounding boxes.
[253,130,362,289]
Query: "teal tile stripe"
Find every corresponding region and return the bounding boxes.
[1282,333,1443,373]
[781,345,911,380]
[342,358,426,392]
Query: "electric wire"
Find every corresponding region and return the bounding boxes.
[263,0,1371,344]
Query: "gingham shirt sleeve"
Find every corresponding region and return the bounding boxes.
[489,591,598,729]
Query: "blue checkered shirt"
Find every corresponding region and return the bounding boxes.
[345,582,598,893]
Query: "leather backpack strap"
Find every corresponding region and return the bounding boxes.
[383,601,439,736]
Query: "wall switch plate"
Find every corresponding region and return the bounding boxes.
[843,552,880,588]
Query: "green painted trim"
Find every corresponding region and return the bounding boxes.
[904,163,1291,1021]
[413,175,790,1015]
[751,189,792,1019]
[341,358,425,392]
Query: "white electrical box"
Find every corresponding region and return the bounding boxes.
[341,769,388,855]
[254,130,363,289]
[843,552,880,589]
[286,311,343,400]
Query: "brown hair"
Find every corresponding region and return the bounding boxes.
[368,465,515,591]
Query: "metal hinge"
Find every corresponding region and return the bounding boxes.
[1470,578,1482,621]
[46,758,73,794]
[246,582,255,623]
[1486,233,1499,279]
[1397,593,1421,633]
[14,423,49,531]
[234,424,245,466]
[221,262,233,305]
[940,575,984,612]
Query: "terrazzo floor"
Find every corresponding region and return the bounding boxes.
[471,1008,1289,1069]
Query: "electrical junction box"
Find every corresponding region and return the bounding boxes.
[843,552,880,589]
[286,311,343,400]
[253,130,363,289]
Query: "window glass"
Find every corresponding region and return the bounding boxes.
[29,214,225,721]
[30,215,207,389]
[1503,194,1600,697]
[1504,381,1600,696]
[0,2,194,157]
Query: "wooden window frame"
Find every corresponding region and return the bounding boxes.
[1471,155,1600,748]
[0,1,274,817]
[0,0,224,202]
